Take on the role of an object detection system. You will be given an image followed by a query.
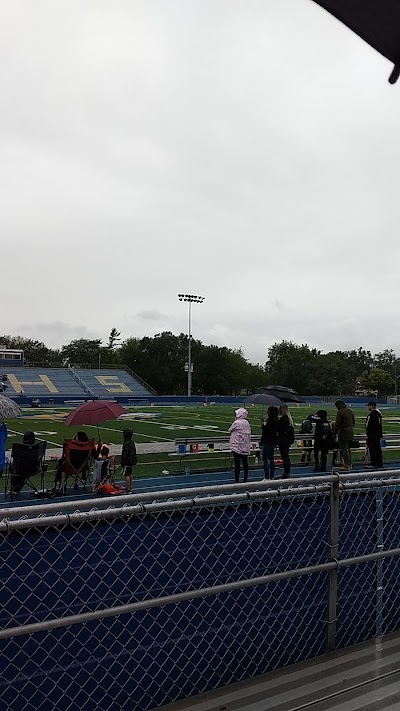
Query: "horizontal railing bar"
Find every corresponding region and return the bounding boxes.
[0,484,332,531]
[2,546,400,640]
[0,476,336,520]
[2,469,400,522]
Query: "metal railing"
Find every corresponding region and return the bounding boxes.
[1,470,400,710]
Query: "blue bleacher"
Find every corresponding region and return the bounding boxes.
[4,368,87,398]
[77,369,152,398]
[1,367,153,401]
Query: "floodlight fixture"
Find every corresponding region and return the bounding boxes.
[177,293,205,396]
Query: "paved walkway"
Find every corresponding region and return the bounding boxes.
[5,441,176,460]
[156,630,400,710]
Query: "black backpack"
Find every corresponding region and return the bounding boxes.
[300,419,312,435]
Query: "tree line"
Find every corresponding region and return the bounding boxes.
[0,332,398,396]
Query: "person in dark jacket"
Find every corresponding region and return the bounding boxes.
[312,410,331,472]
[278,405,293,477]
[334,400,355,470]
[121,428,137,493]
[365,401,383,469]
[299,415,313,464]
[260,406,279,479]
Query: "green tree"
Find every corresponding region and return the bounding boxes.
[0,334,60,365]
[108,327,121,350]
[266,341,320,394]
[360,368,395,396]
[61,339,102,366]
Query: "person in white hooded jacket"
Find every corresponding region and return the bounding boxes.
[229,408,252,483]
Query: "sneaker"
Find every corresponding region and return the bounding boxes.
[339,464,352,471]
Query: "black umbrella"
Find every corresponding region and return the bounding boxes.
[256,386,303,403]
[311,0,400,83]
[245,393,283,407]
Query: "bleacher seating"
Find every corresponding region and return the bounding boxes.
[76,369,152,398]
[1,368,153,400]
[4,368,86,398]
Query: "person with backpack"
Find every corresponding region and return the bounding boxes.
[312,410,332,472]
[121,428,137,493]
[278,405,294,478]
[365,401,383,469]
[299,415,313,465]
[260,406,279,479]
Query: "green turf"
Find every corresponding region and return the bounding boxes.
[4,404,400,485]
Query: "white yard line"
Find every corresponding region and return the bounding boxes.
[7,429,62,448]
[83,424,172,441]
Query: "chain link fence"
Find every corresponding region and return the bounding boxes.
[0,472,400,710]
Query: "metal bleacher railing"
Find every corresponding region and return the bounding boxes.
[1,470,400,710]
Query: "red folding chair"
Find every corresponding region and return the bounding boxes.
[55,438,95,494]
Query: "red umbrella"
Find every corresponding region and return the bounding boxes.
[64,401,127,438]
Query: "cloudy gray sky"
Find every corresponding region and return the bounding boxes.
[1,0,399,364]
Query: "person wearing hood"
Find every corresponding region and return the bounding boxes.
[312,410,331,472]
[229,408,252,483]
[0,418,7,478]
[365,401,383,469]
[121,428,137,493]
[334,400,355,471]
[260,406,279,479]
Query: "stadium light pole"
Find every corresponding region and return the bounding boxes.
[178,294,205,397]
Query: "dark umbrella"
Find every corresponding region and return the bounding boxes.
[256,386,303,403]
[311,0,400,83]
[64,401,127,439]
[245,394,283,407]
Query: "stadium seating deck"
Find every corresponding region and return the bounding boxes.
[2,367,152,399]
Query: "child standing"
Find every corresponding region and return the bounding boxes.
[121,429,137,493]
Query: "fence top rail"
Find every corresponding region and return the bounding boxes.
[175,434,400,445]
[1,468,400,522]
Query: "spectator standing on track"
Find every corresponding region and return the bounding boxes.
[229,408,252,483]
[312,410,331,472]
[121,428,137,493]
[299,415,313,465]
[333,400,355,471]
[365,401,383,469]
[260,406,279,479]
[278,405,294,478]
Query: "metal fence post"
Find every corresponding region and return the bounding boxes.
[327,474,340,652]
[376,486,384,637]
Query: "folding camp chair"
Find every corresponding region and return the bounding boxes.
[5,440,47,500]
[55,438,95,494]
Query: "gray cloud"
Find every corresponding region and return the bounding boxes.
[136,310,167,322]
[1,0,399,365]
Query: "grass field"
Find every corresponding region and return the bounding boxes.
[4,404,400,482]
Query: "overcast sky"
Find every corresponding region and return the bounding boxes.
[1,0,399,364]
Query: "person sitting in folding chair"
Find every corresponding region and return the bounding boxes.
[92,445,111,493]
[6,433,47,499]
[55,434,95,494]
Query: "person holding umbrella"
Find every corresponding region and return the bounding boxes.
[260,406,279,479]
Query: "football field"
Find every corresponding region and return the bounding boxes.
[5,404,400,480]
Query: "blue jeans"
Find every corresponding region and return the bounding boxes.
[262,444,275,479]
